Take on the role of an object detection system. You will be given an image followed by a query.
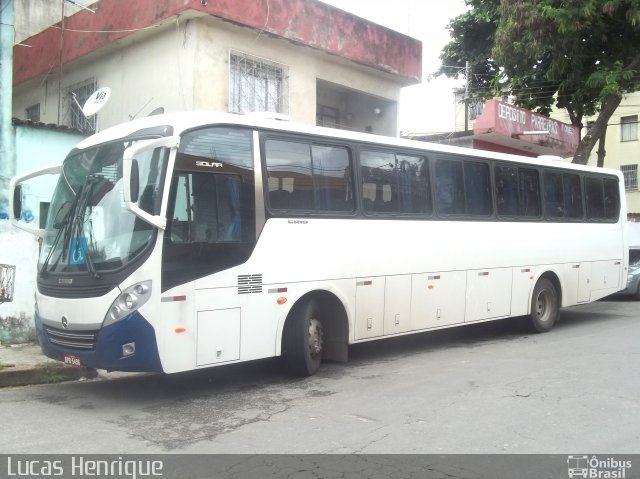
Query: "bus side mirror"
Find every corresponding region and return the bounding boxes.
[12,185,23,220]
[130,159,140,203]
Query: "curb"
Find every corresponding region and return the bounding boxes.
[0,363,96,388]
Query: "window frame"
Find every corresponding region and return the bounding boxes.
[621,115,638,142]
[229,51,289,115]
[621,164,638,191]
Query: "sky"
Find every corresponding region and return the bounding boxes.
[318,0,469,134]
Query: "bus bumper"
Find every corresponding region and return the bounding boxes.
[35,311,164,373]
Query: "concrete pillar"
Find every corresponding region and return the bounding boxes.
[0,0,15,214]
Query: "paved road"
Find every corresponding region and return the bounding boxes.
[0,298,638,454]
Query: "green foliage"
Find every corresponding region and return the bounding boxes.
[440,0,640,162]
[440,0,640,130]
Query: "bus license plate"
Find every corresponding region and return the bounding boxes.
[63,354,82,367]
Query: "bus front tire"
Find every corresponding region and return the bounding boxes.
[528,278,559,333]
[284,298,323,377]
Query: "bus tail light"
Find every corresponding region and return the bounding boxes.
[103,280,152,327]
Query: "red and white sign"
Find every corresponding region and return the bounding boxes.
[473,99,580,157]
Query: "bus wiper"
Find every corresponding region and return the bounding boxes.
[70,175,102,279]
[39,199,77,278]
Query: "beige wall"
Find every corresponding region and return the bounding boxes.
[13,15,401,136]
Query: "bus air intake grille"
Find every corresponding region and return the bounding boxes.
[237,274,262,294]
[44,326,98,351]
[38,281,116,298]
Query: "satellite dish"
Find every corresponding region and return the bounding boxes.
[82,87,111,117]
[148,107,165,117]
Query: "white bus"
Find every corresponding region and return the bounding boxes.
[10,112,628,376]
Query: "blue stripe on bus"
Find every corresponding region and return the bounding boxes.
[35,311,163,373]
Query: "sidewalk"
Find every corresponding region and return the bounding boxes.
[0,341,97,388]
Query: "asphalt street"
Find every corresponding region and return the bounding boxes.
[0,298,638,455]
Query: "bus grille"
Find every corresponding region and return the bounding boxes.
[38,282,115,298]
[238,274,262,294]
[45,326,98,351]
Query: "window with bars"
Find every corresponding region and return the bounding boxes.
[229,52,288,114]
[621,115,638,142]
[621,164,638,191]
[62,78,97,132]
[25,104,40,122]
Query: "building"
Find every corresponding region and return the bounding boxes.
[408,96,580,160]
[11,0,421,136]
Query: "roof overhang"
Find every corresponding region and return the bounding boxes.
[13,0,422,87]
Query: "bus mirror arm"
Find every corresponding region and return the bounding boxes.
[123,136,179,231]
[9,164,63,237]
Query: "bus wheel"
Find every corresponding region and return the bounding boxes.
[529,278,559,333]
[285,299,323,376]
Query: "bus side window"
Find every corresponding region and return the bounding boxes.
[563,173,583,219]
[518,168,541,217]
[544,171,565,219]
[435,159,465,215]
[603,178,620,220]
[266,140,313,211]
[360,150,397,213]
[464,160,491,216]
[266,140,354,213]
[495,165,519,216]
[585,177,605,219]
[396,154,432,214]
[312,145,354,212]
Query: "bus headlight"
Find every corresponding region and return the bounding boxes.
[103,280,152,327]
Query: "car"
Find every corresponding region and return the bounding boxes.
[619,248,640,299]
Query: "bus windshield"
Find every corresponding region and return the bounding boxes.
[40,140,168,274]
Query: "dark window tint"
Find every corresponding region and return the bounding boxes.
[564,173,583,219]
[603,178,620,220]
[361,151,397,213]
[265,139,354,212]
[435,159,465,215]
[519,168,541,217]
[397,154,432,214]
[585,177,605,219]
[312,145,354,212]
[544,172,564,218]
[361,151,431,214]
[495,166,519,216]
[465,161,491,216]
[170,173,251,243]
[266,140,313,210]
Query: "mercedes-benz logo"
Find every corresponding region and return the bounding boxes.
[61,316,69,329]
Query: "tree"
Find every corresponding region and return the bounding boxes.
[440,0,640,165]
[438,0,502,101]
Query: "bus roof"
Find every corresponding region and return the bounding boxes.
[76,111,620,177]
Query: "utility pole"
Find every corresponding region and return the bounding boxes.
[0,0,15,214]
[464,61,470,132]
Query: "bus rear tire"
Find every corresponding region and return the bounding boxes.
[284,298,323,376]
[528,277,559,333]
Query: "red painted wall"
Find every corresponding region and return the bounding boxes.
[13,0,421,86]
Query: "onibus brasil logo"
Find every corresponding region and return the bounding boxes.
[567,455,632,478]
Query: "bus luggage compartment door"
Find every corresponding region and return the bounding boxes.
[465,267,512,321]
[355,277,385,340]
[411,271,466,329]
[196,308,241,366]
